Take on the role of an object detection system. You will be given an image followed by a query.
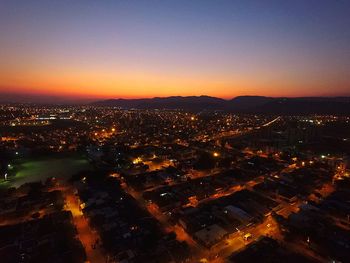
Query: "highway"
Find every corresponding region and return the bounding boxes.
[261,116,281,127]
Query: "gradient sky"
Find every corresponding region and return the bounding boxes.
[0,0,350,100]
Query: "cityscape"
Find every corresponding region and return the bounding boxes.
[1,103,349,262]
[1,1,350,263]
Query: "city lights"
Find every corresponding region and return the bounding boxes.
[0,0,349,259]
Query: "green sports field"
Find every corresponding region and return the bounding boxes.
[1,155,92,188]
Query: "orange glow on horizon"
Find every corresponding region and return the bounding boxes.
[3,72,348,99]
[1,63,349,99]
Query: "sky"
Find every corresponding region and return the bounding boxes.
[0,0,350,101]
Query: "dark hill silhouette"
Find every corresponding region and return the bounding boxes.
[254,97,350,115]
[92,95,350,114]
[228,96,274,110]
[93,96,227,111]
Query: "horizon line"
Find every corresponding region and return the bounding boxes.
[1,93,350,105]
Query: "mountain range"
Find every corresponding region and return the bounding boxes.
[92,96,350,114]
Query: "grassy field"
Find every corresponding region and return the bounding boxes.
[1,154,92,188]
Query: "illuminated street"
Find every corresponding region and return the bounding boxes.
[63,186,105,263]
